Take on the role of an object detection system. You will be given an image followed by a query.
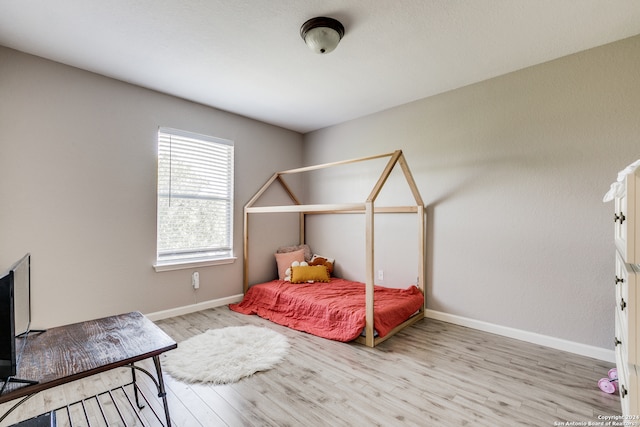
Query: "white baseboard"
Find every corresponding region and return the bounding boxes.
[145,300,614,363]
[144,294,244,322]
[425,309,615,363]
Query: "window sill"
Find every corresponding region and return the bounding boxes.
[153,257,236,272]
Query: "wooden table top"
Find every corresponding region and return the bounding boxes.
[0,311,177,403]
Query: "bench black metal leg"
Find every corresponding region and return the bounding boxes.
[152,355,171,427]
[130,363,144,409]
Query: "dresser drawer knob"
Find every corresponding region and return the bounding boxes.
[621,385,628,397]
[620,299,627,311]
[615,337,622,346]
[615,276,625,285]
[614,212,626,224]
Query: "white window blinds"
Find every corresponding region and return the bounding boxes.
[156,128,234,268]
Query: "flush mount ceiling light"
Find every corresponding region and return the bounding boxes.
[300,17,345,54]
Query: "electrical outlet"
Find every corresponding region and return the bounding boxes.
[377,270,384,280]
[192,272,199,289]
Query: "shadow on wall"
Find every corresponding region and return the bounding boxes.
[422,152,537,309]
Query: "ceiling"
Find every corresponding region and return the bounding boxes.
[1,1,639,134]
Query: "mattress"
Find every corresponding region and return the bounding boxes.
[229,278,424,342]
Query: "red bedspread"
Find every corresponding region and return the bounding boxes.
[229,278,424,342]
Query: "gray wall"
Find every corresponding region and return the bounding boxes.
[303,35,640,351]
[0,46,303,328]
[2,33,639,354]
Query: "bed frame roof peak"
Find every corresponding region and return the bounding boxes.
[244,149,424,212]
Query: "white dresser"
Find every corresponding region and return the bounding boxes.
[613,167,640,415]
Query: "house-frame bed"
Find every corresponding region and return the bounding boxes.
[242,150,426,347]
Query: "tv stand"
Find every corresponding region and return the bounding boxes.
[16,329,46,339]
[0,378,38,394]
[0,329,49,394]
[0,312,177,426]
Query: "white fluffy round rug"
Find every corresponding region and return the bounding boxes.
[163,325,289,384]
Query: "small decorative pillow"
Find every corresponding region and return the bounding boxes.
[284,261,308,281]
[275,249,305,280]
[290,265,331,283]
[309,254,335,276]
[276,244,312,262]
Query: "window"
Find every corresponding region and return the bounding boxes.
[155,128,234,271]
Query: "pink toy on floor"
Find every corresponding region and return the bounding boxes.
[598,368,618,394]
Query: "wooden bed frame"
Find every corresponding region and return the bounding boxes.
[243,150,426,347]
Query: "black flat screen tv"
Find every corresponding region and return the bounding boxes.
[0,253,33,381]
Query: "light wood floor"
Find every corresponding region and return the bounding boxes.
[0,307,621,426]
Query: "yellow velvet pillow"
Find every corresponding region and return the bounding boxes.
[290,265,330,283]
